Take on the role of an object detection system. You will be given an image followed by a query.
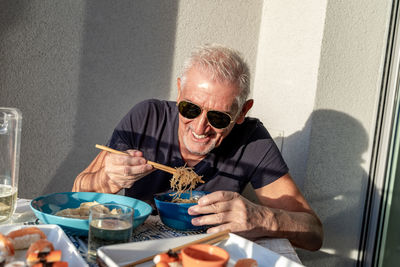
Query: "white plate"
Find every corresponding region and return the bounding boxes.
[0,224,88,266]
[98,233,305,267]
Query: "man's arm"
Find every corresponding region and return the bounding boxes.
[188,173,323,251]
[72,149,154,193]
[254,173,323,250]
[72,151,122,193]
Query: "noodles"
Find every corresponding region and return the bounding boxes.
[170,166,204,203]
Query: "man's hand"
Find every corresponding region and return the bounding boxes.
[104,149,153,189]
[188,191,274,239]
[187,184,323,251]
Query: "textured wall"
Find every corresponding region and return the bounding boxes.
[252,0,391,266]
[251,0,327,189]
[0,0,262,199]
[300,0,391,266]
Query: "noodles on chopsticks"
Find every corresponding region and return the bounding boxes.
[169,165,204,203]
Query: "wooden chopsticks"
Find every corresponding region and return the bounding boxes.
[121,230,230,267]
[95,144,176,174]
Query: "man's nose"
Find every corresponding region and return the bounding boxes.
[193,111,209,132]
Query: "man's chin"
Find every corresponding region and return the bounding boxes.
[186,147,210,156]
[185,143,215,156]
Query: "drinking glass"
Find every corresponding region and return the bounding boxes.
[88,203,134,261]
[0,108,22,222]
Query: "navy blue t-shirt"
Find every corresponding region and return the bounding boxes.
[108,99,288,204]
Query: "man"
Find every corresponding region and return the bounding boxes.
[73,44,323,251]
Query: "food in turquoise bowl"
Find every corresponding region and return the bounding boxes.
[154,191,209,231]
[30,192,152,236]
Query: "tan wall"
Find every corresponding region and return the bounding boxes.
[251,0,391,266]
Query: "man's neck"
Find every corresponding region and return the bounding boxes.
[179,145,206,167]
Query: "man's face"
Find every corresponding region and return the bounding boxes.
[177,67,242,160]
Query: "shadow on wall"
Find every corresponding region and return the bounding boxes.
[44,1,178,193]
[0,1,26,42]
[292,109,369,266]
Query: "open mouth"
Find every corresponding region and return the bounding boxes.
[192,131,208,139]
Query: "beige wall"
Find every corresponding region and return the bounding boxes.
[251,0,391,266]
[251,0,328,189]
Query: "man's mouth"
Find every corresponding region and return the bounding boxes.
[192,131,208,139]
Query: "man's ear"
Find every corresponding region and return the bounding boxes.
[235,99,254,124]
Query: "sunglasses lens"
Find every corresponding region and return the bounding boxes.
[207,111,232,129]
[178,101,201,119]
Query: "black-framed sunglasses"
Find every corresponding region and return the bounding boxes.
[177,100,234,129]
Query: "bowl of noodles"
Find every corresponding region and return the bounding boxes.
[154,190,209,231]
[154,164,209,231]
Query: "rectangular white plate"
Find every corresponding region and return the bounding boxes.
[98,233,304,267]
[0,224,88,266]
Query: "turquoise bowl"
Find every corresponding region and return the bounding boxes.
[154,191,209,231]
[30,192,152,236]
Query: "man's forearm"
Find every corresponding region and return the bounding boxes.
[72,151,122,193]
[72,167,121,193]
[260,206,323,251]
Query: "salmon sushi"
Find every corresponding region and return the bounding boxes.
[26,250,62,266]
[7,227,46,250]
[0,233,15,264]
[32,261,68,267]
[26,239,54,258]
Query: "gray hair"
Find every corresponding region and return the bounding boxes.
[180,44,250,108]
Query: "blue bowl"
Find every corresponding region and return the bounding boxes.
[154,191,208,231]
[30,192,152,236]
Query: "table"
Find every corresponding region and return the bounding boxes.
[3,199,302,266]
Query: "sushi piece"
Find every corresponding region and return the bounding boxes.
[26,239,54,258]
[32,262,68,267]
[4,260,26,267]
[0,233,15,265]
[153,250,182,266]
[26,250,62,266]
[7,227,46,250]
[0,233,14,257]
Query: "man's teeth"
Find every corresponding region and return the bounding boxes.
[192,132,207,138]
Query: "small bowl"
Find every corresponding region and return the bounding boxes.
[30,192,152,236]
[181,244,230,267]
[154,191,208,231]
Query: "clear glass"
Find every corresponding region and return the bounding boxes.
[87,203,133,261]
[0,108,22,222]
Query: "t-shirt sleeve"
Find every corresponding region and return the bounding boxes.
[106,99,156,152]
[249,139,289,189]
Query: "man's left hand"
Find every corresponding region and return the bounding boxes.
[188,191,274,239]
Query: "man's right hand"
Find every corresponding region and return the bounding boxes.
[104,149,154,189]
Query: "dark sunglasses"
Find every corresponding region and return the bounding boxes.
[177,100,234,129]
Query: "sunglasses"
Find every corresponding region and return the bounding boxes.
[177,100,234,129]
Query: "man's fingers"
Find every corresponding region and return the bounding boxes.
[108,164,152,177]
[191,211,242,226]
[109,154,147,166]
[126,149,143,157]
[206,224,233,234]
[188,201,231,215]
[197,191,239,206]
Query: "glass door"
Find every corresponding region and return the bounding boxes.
[359,1,400,266]
[375,98,400,266]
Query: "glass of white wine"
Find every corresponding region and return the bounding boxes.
[0,108,22,223]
